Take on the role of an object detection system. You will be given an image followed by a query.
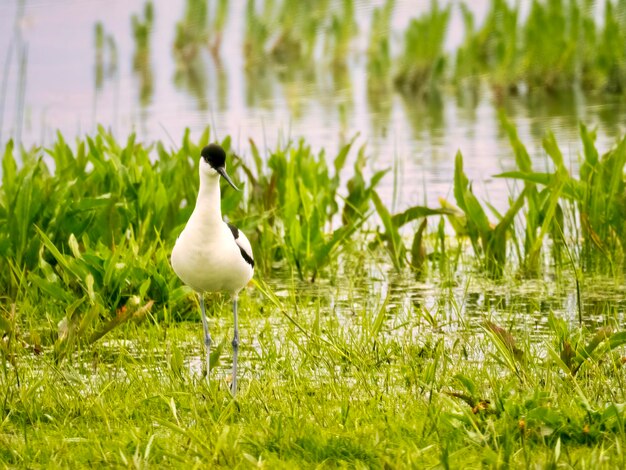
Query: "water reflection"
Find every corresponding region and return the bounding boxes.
[366,84,392,139]
[173,50,209,110]
[258,252,626,341]
[244,63,274,110]
[92,21,118,135]
[453,84,480,122]
[93,23,118,92]
[399,91,446,143]
[277,65,313,121]
[172,0,231,110]
[94,23,104,91]
[173,0,211,61]
[131,2,154,107]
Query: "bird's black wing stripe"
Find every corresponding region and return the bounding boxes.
[239,247,255,268]
[227,223,239,239]
[227,222,254,268]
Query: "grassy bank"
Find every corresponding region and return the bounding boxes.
[3,278,626,467]
[2,126,626,467]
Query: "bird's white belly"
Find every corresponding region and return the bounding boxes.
[171,229,253,294]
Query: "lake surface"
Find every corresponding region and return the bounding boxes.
[1,0,625,213]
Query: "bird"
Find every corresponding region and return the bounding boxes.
[171,143,254,395]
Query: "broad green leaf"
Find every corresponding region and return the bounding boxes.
[453,374,478,397]
[2,140,16,198]
[29,274,74,303]
[453,151,469,212]
[0,314,11,334]
[494,171,553,186]
[370,289,390,339]
[333,134,358,174]
[579,123,598,166]
[372,190,404,269]
[463,189,491,236]
[542,131,564,169]
[609,331,626,350]
[391,205,455,228]
[500,112,532,172]
[411,218,428,272]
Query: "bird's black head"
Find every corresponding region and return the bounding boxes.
[199,143,240,191]
[201,144,227,169]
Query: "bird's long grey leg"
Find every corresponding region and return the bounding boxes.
[199,293,212,379]
[231,294,239,395]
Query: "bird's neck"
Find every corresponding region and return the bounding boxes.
[192,173,223,226]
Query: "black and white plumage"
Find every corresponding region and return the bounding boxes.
[227,223,255,269]
[171,143,254,394]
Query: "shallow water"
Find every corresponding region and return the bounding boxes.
[89,262,626,380]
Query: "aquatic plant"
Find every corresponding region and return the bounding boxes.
[0,132,207,356]
[455,0,520,95]
[131,1,154,105]
[208,0,229,55]
[597,0,626,93]
[453,3,481,87]
[366,0,394,94]
[131,2,154,71]
[173,0,209,61]
[453,0,626,96]
[342,145,388,227]
[263,138,360,282]
[243,0,270,65]
[173,0,229,61]
[325,0,357,67]
[499,114,565,276]
[500,123,626,272]
[244,0,327,66]
[443,151,525,277]
[394,0,451,96]
[0,128,206,293]
[521,0,587,92]
[371,190,451,273]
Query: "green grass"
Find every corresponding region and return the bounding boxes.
[3,274,626,467]
[3,126,626,466]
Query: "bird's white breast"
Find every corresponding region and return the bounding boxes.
[171,220,254,295]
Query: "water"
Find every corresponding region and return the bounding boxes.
[2,0,625,214]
